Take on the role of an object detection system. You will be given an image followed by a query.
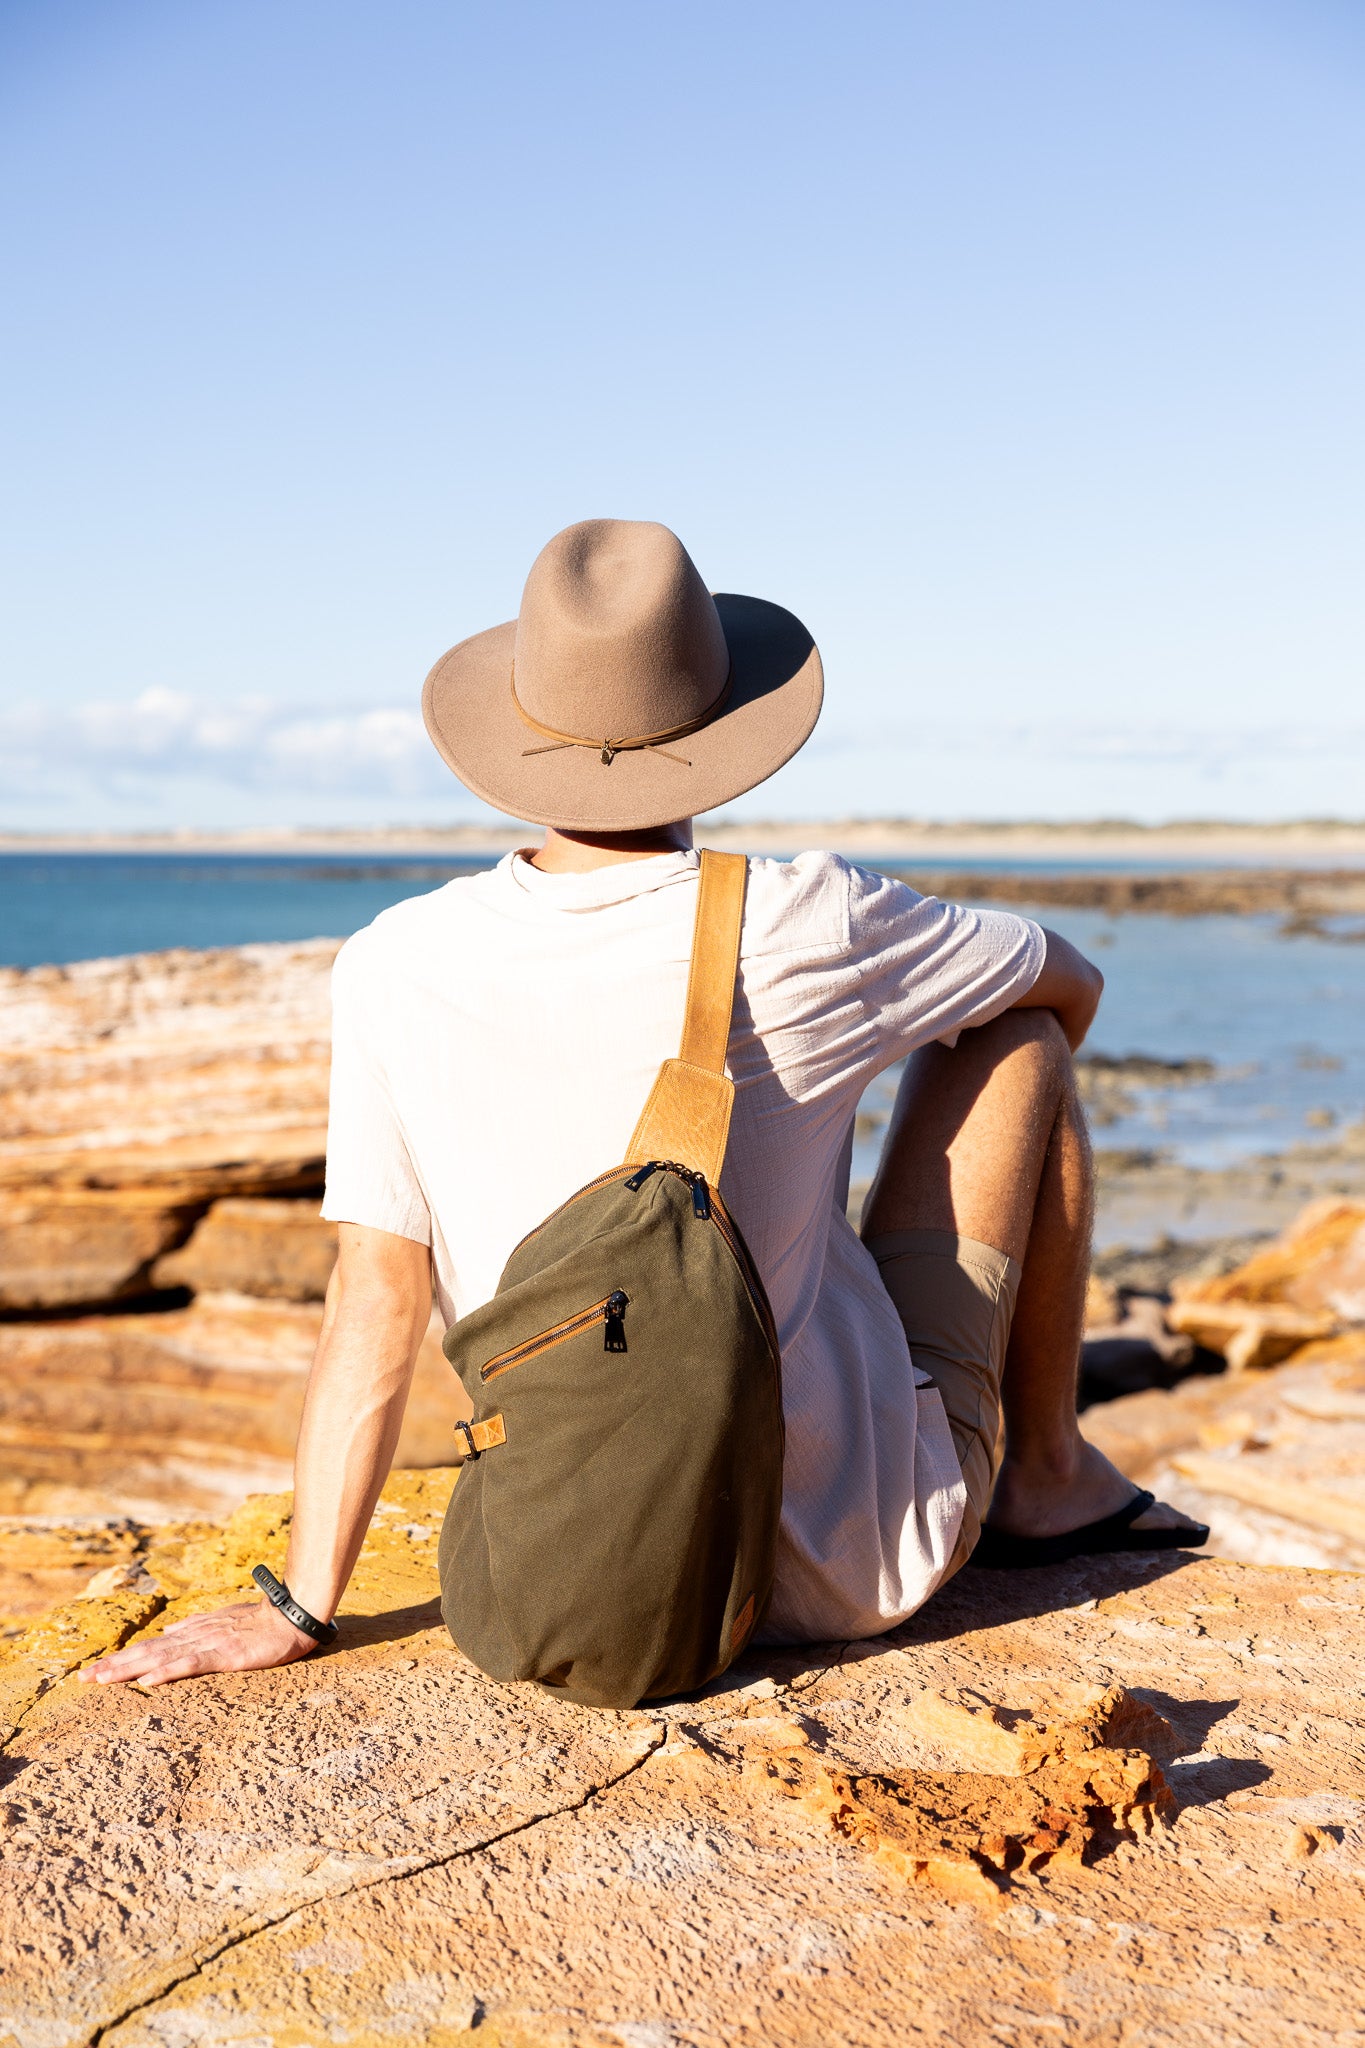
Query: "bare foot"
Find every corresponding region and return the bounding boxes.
[986,1438,1206,1540]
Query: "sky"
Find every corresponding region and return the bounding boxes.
[1,0,1362,830]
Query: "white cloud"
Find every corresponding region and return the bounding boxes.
[1,690,1363,829]
[0,688,447,796]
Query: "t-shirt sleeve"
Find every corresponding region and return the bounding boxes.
[320,938,432,1245]
[847,863,1047,1063]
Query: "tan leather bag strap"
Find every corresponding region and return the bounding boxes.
[678,848,748,1074]
[623,849,747,1185]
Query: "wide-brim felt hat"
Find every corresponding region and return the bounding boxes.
[422,519,823,831]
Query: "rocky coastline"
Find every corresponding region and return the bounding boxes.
[2,933,1363,2043]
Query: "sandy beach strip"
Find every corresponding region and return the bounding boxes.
[5,817,1365,864]
[8,821,1365,919]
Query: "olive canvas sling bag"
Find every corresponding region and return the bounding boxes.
[436,849,784,1709]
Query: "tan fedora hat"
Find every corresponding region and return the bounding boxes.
[421,519,823,831]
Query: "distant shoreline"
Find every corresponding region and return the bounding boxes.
[6,818,1365,866]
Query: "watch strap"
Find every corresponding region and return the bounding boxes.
[251,1564,338,1644]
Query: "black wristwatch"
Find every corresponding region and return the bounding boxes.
[251,1565,338,1645]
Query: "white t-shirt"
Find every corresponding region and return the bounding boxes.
[323,849,1045,1641]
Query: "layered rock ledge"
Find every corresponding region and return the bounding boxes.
[0,942,351,1523]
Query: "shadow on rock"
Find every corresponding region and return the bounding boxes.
[1164,1753,1273,1809]
[898,1547,1201,1643]
[330,1596,443,1650]
[1125,1687,1239,1756]
[678,1553,1206,1705]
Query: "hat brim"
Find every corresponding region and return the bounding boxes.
[421,593,823,831]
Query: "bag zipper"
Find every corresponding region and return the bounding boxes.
[503,1159,779,1366]
[625,1161,780,1359]
[707,1188,781,1361]
[625,1158,711,1217]
[481,1290,629,1382]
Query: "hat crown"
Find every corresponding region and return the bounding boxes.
[513,520,730,743]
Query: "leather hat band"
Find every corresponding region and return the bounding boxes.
[512,662,733,767]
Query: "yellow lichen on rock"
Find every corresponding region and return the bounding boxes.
[0,1582,164,1733]
[0,1514,155,1635]
[137,1465,454,1629]
[0,1466,456,1744]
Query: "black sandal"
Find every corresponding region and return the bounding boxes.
[967,1488,1210,1571]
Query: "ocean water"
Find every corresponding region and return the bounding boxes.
[853,904,1365,1177]
[0,853,494,968]
[3,853,1363,1172]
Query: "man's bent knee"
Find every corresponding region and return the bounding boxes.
[922,1006,1074,1107]
[962,1006,1070,1065]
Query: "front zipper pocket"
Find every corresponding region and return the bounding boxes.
[480,1291,629,1382]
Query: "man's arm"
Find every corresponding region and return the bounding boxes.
[82,1223,432,1688]
[1008,926,1104,1051]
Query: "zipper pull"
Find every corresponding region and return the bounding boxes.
[603,1290,629,1352]
[625,1163,659,1191]
[690,1174,710,1219]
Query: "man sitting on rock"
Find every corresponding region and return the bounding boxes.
[85,520,1205,1690]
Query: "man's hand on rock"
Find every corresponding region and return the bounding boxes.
[79,1598,319,1689]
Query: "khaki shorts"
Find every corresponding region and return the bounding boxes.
[864,1227,1021,1580]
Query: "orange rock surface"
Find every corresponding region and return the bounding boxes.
[1084,1330,1365,1570]
[1178,1198,1365,1314]
[0,938,336,1191]
[1,1470,1362,2044]
[0,1186,205,1310]
[151,1196,339,1299]
[1168,1200,1365,1369]
[0,1295,465,1519]
[3,937,1365,2040]
[0,942,475,1529]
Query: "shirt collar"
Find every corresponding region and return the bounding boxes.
[502,847,700,911]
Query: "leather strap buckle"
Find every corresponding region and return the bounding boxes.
[452,1413,506,1464]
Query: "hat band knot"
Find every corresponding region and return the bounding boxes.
[511,663,733,768]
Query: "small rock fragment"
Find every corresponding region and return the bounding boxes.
[80,1563,158,1600]
[751,1743,1173,1906]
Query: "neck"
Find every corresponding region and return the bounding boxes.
[529,820,695,873]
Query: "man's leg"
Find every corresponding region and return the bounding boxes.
[861,1009,1201,1543]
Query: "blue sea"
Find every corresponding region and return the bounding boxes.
[0,853,496,968]
[2,851,1363,1175]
